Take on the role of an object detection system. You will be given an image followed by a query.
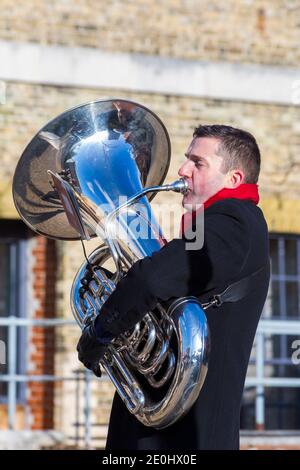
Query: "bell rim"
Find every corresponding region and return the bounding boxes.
[12,98,172,241]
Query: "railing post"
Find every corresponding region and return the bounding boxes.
[84,368,92,448]
[8,317,17,430]
[74,369,80,446]
[255,331,265,430]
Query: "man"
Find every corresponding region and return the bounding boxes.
[77,125,270,450]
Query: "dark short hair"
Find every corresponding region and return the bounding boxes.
[193,125,261,184]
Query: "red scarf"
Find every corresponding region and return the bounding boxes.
[204,183,259,209]
[180,184,259,236]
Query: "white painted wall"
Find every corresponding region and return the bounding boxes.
[0,40,300,106]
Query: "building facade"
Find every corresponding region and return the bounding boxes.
[1,0,300,447]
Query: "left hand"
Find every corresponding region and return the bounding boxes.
[76,322,107,377]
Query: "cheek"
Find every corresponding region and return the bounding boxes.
[193,170,221,196]
[192,170,208,188]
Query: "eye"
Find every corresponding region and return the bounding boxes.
[195,162,203,169]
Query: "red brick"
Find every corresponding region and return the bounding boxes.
[28,237,57,430]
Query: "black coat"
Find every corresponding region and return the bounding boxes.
[103,198,270,450]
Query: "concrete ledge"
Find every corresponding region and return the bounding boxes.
[241,431,300,450]
[0,39,300,105]
[0,430,65,450]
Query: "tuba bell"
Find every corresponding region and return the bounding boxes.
[12,99,210,429]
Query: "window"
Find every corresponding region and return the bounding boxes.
[241,234,300,429]
[269,236,300,319]
[0,221,28,402]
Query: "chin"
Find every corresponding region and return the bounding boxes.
[183,195,204,212]
[183,201,199,212]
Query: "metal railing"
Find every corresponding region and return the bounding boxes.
[1,316,300,440]
[245,319,300,429]
[0,316,103,448]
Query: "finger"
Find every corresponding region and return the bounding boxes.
[83,361,92,371]
[92,364,102,378]
[78,352,85,363]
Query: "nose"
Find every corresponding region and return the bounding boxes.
[178,159,193,178]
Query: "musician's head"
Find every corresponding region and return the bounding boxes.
[178,124,261,210]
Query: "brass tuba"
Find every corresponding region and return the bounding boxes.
[12,99,210,429]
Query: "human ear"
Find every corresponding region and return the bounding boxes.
[224,169,244,188]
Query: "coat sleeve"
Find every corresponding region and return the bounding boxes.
[95,203,251,337]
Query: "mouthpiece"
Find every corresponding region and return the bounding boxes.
[167,178,189,195]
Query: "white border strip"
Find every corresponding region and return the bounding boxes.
[0,40,300,105]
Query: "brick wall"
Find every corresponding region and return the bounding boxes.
[2,81,300,224]
[1,78,299,440]
[27,236,56,430]
[0,0,299,66]
[1,0,300,444]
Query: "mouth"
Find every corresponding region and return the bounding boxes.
[184,185,192,195]
[180,179,192,194]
